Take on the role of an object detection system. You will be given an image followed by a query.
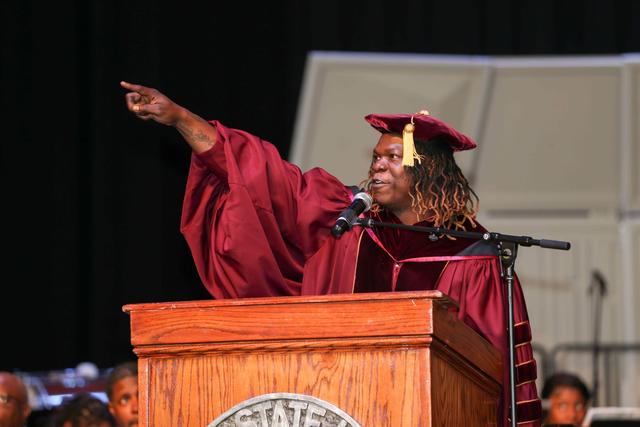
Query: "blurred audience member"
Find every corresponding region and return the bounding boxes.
[0,371,31,427]
[542,372,590,426]
[48,393,113,427]
[105,363,137,427]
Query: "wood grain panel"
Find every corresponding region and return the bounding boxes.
[133,336,435,357]
[430,351,500,426]
[127,292,502,426]
[432,303,502,383]
[125,291,452,346]
[138,357,150,427]
[147,348,430,427]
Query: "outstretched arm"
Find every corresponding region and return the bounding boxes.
[120,81,217,154]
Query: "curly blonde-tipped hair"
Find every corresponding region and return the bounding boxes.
[364,136,479,230]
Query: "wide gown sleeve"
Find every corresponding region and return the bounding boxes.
[180,120,351,299]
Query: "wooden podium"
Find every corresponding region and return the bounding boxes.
[124,291,502,426]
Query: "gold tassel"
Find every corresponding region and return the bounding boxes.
[402,122,416,166]
[402,110,430,167]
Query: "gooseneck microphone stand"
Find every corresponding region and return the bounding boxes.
[354,218,571,427]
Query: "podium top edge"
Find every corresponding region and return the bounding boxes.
[122,290,455,313]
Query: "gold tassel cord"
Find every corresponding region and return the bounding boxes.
[402,110,429,167]
[402,122,416,166]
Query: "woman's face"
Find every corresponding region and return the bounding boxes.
[546,386,587,426]
[369,133,414,216]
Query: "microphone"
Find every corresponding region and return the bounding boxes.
[331,191,373,238]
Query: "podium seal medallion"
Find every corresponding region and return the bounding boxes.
[208,392,361,427]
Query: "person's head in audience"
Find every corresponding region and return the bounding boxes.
[49,393,113,427]
[542,372,590,426]
[105,363,137,427]
[0,371,31,427]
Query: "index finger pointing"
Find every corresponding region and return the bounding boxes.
[120,81,152,95]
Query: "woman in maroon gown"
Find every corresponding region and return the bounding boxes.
[121,81,542,426]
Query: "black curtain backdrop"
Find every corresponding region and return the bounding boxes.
[2,1,639,372]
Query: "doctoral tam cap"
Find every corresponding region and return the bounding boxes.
[365,111,477,166]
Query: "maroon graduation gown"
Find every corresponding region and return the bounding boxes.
[180,121,542,426]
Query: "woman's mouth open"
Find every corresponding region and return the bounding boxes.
[371,178,388,188]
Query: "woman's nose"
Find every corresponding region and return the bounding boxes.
[371,158,387,171]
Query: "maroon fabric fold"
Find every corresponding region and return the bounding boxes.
[517,399,543,424]
[180,120,351,298]
[354,210,486,293]
[515,321,533,345]
[516,359,538,384]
